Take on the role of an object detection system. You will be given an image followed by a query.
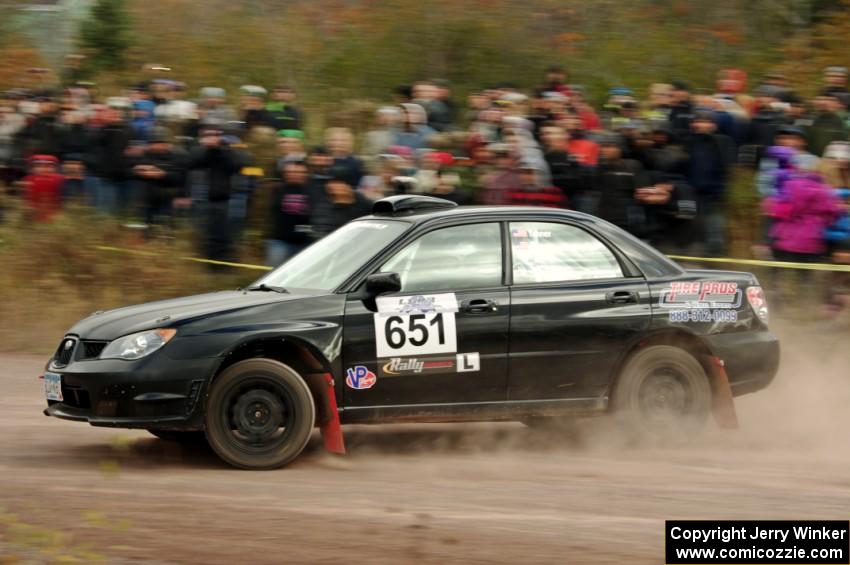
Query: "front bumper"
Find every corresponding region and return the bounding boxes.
[703,329,780,396]
[43,354,218,430]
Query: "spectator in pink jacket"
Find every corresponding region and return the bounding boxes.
[764,171,844,262]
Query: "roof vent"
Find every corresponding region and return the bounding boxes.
[372,195,458,216]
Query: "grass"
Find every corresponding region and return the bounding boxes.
[0,202,259,354]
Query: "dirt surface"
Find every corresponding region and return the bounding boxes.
[2,324,850,564]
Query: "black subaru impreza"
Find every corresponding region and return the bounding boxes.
[43,196,779,469]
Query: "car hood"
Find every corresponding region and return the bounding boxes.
[68,289,328,341]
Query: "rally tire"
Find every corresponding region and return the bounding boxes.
[611,345,711,440]
[205,358,315,470]
[147,429,207,443]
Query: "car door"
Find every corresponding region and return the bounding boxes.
[507,220,651,400]
[342,221,509,408]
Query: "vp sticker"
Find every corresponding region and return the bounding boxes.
[345,366,377,390]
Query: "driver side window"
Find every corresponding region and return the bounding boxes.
[381,223,503,292]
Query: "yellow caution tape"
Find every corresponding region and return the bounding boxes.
[92,245,850,274]
[93,245,273,271]
[240,167,265,177]
[668,255,850,273]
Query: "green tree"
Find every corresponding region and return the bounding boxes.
[78,0,132,72]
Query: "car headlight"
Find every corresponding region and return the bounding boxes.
[100,329,177,360]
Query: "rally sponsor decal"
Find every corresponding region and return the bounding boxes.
[456,352,480,372]
[345,366,377,390]
[660,281,741,323]
[660,281,742,309]
[380,356,456,377]
[374,293,458,358]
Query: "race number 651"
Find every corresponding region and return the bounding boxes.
[374,312,457,358]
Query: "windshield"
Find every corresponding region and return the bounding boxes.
[254,219,409,291]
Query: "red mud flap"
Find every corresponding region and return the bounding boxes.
[706,356,738,429]
[319,373,346,454]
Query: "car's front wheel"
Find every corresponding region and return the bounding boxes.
[611,345,711,440]
[205,359,315,470]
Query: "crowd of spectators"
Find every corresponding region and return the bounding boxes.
[1,64,850,273]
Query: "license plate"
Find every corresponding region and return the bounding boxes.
[44,372,63,401]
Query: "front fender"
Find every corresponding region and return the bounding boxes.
[164,294,347,363]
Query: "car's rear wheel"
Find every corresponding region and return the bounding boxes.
[147,429,207,443]
[611,345,711,440]
[205,359,315,470]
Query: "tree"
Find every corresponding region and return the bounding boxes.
[78,0,132,72]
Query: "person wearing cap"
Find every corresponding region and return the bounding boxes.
[745,85,789,165]
[506,159,566,208]
[685,110,736,256]
[155,82,198,125]
[131,127,187,227]
[89,104,133,214]
[239,85,274,130]
[635,170,698,254]
[130,83,156,141]
[325,127,365,187]
[756,126,817,198]
[588,133,651,232]
[558,113,599,166]
[539,123,587,205]
[266,85,303,132]
[310,165,373,238]
[17,95,62,158]
[809,89,848,157]
[276,129,307,171]
[21,155,64,222]
[478,142,520,205]
[539,65,572,97]
[266,160,315,266]
[637,124,690,199]
[198,87,237,130]
[823,66,849,93]
[668,81,694,142]
[187,126,245,262]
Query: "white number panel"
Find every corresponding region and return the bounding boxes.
[374,311,457,358]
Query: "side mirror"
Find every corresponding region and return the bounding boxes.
[365,272,402,298]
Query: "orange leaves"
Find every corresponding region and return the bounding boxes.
[554,32,585,54]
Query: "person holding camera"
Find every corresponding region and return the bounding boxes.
[310,166,372,239]
[187,126,244,262]
[266,160,315,266]
[131,127,187,227]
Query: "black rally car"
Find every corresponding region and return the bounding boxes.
[43,196,779,469]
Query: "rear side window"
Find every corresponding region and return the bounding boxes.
[381,222,502,292]
[510,222,623,284]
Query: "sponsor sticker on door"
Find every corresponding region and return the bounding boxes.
[345,366,377,390]
[380,356,457,377]
[456,352,480,372]
[660,281,741,323]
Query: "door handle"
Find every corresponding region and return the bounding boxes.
[606,290,638,304]
[462,298,498,314]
